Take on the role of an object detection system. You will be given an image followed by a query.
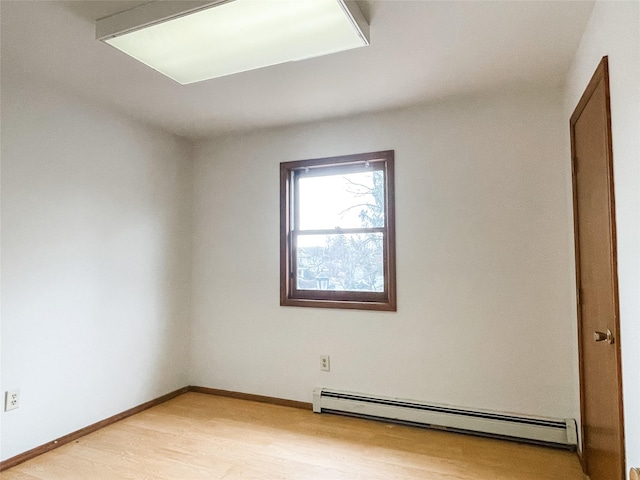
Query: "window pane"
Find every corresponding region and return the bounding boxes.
[296,233,384,292]
[298,170,384,230]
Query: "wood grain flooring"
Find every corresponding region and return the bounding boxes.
[1,392,585,479]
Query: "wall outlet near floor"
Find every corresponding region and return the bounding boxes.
[5,390,20,412]
[320,355,330,372]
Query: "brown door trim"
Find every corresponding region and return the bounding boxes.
[570,55,625,478]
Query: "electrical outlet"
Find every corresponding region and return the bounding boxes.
[320,355,330,372]
[5,390,20,412]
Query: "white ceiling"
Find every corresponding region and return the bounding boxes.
[1,0,594,140]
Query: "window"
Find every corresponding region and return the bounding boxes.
[280,150,396,311]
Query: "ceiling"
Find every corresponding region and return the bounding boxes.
[1,1,594,140]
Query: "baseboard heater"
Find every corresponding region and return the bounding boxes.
[313,388,577,449]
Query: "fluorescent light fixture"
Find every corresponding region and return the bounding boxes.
[96,0,369,84]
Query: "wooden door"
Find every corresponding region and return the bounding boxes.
[570,56,625,480]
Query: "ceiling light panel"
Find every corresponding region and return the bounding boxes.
[97,0,369,84]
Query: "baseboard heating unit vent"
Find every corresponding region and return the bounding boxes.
[313,388,577,449]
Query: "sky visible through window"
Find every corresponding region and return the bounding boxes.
[297,171,381,246]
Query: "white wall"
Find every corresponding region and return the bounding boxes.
[563,1,640,475]
[0,74,193,461]
[190,87,580,422]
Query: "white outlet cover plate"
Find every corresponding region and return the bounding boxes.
[5,390,20,411]
[321,355,330,371]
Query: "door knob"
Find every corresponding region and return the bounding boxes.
[594,329,614,344]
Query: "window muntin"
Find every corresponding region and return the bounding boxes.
[280,150,396,311]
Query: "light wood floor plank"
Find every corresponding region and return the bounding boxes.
[2,392,584,480]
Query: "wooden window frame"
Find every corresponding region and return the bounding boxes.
[280,150,396,311]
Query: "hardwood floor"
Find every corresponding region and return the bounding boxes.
[2,392,584,479]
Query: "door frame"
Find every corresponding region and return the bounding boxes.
[570,55,625,477]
